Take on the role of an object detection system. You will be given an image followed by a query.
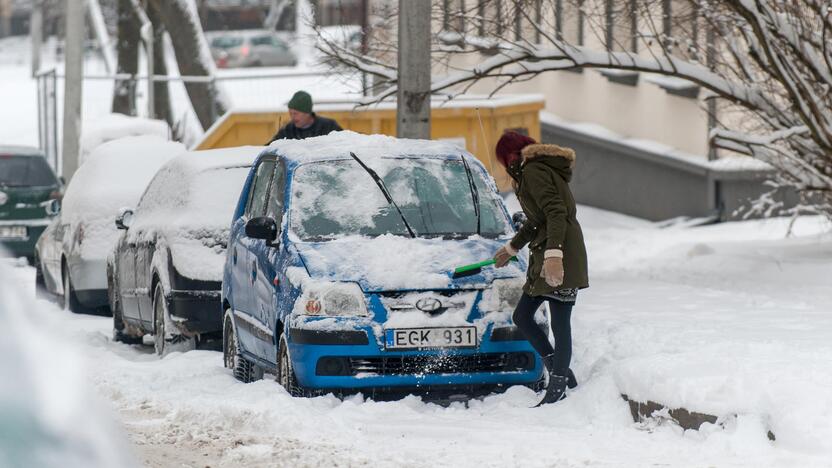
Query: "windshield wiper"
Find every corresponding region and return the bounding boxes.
[460,155,481,235]
[350,152,416,238]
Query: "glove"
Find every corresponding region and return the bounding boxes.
[494,243,517,268]
[541,251,564,287]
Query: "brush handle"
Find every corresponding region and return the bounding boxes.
[453,256,517,274]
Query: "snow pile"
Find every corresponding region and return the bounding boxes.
[0,263,135,468]
[78,114,170,166]
[61,136,185,261]
[128,146,260,281]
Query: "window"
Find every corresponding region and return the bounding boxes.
[0,155,57,187]
[246,160,276,218]
[266,161,286,221]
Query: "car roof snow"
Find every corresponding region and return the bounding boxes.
[0,145,46,157]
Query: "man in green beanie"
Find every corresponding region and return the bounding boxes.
[267,90,343,143]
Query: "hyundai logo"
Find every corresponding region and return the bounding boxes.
[0,191,7,206]
[415,297,443,313]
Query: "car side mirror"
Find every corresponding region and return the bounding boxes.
[115,208,134,230]
[511,211,527,230]
[45,199,61,216]
[245,216,277,242]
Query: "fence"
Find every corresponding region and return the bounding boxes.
[35,68,338,170]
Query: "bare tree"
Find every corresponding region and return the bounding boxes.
[148,0,229,130]
[145,0,173,127]
[112,0,139,115]
[320,0,832,217]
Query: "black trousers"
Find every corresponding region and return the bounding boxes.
[511,293,573,372]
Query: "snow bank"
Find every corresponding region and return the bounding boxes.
[128,146,260,281]
[61,136,185,261]
[0,263,135,468]
[79,114,170,166]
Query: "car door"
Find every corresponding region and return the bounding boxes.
[234,158,276,357]
[134,230,156,326]
[253,159,286,362]
[115,231,140,325]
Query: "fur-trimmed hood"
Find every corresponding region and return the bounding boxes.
[521,143,576,163]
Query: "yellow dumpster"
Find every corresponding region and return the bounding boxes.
[194,94,544,191]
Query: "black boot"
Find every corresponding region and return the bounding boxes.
[566,368,578,389]
[536,354,568,407]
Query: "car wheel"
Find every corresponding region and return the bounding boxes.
[62,263,84,313]
[223,310,263,383]
[152,283,195,357]
[277,334,303,397]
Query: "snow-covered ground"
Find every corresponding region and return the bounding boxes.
[4,206,832,467]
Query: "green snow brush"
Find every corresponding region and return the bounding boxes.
[452,257,518,279]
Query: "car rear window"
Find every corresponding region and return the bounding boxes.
[211,36,244,49]
[0,155,58,187]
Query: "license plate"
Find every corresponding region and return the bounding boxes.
[0,226,26,239]
[385,327,477,350]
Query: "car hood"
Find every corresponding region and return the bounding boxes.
[294,235,526,292]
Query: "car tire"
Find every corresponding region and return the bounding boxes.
[223,310,262,383]
[62,263,84,313]
[277,334,303,397]
[34,257,52,301]
[152,283,195,357]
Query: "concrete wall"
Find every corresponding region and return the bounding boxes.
[541,120,791,222]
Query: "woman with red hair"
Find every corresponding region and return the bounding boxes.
[493,131,589,406]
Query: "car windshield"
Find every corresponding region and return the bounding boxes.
[211,36,244,49]
[290,158,511,241]
[0,155,57,187]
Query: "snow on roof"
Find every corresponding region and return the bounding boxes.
[266,131,476,165]
[79,114,170,166]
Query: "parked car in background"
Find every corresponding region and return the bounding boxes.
[222,132,544,400]
[35,136,185,313]
[109,147,258,355]
[0,146,62,264]
[209,30,297,68]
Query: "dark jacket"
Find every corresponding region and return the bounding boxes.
[267,114,342,143]
[509,143,589,296]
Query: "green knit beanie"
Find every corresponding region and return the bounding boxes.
[288,90,313,114]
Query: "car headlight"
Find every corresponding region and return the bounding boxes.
[302,282,369,317]
[480,277,524,313]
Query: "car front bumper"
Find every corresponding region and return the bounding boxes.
[287,318,544,392]
[0,220,49,259]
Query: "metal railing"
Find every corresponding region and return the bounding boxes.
[35,68,329,169]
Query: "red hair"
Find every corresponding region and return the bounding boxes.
[495,131,537,168]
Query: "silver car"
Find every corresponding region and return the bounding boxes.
[35,136,185,313]
[210,30,297,68]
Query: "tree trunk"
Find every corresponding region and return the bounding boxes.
[145,1,173,127]
[112,0,139,115]
[148,0,226,130]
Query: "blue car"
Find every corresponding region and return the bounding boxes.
[222,132,544,400]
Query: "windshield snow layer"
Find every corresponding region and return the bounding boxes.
[290,158,511,241]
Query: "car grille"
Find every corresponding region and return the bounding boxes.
[346,352,535,376]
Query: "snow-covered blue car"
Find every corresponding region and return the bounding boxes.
[222,132,544,399]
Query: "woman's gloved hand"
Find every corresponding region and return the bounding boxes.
[541,250,564,287]
[494,243,517,268]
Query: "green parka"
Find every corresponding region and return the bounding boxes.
[509,143,589,296]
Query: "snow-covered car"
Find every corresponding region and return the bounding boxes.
[208,30,297,68]
[35,136,185,313]
[222,132,543,399]
[109,147,258,355]
[0,146,62,263]
[0,260,136,468]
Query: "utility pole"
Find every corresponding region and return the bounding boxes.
[31,0,44,77]
[62,0,85,181]
[396,0,431,139]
